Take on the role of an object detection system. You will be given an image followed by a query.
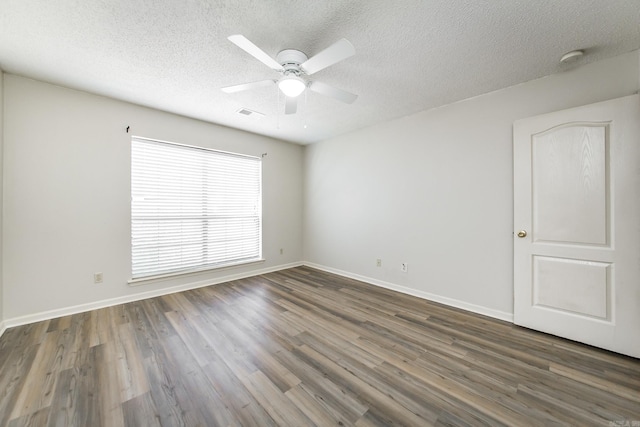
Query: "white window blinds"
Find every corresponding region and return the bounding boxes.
[131,137,262,279]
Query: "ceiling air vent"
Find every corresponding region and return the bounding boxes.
[236,108,264,118]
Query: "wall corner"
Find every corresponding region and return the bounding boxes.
[0,69,4,330]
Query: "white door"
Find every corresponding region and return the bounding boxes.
[513,94,640,358]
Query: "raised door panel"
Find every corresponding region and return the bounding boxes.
[533,256,610,320]
[532,124,608,246]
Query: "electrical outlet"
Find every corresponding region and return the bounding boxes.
[94,272,103,283]
[376,259,382,267]
[401,262,408,273]
[280,248,284,255]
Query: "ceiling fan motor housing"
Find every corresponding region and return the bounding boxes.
[276,49,308,75]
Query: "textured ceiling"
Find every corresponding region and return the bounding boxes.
[1,0,639,145]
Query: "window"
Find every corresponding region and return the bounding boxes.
[131,137,262,279]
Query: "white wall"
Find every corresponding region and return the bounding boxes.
[3,75,304,321]
[303,50,640,320]
[0,70,4,327]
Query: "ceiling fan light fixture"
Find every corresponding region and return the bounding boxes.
[278,75,306,98]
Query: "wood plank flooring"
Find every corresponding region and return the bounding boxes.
[0,266,638,426]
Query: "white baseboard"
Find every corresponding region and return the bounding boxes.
[1,262,304,332]
[0,260,512,337]
[303,262,514,323]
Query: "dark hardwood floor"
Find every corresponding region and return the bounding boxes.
[0,266,638,426]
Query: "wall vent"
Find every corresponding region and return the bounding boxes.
[236,108,265,117]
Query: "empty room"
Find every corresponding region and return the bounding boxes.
[0,1,639,426]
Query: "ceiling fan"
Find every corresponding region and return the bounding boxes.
[221,35,358,115]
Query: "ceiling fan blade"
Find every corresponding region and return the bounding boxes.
[300,38,355,75]
[221,79,275,93]
[309,80,358,104]
[285,97,297,115]
[228,35,284,71]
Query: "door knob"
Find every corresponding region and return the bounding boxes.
[517,230,527,238]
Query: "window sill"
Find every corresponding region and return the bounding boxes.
[128,258,266,286]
